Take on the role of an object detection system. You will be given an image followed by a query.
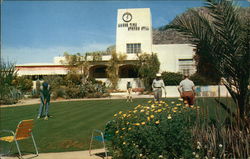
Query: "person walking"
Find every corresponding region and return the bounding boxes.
[37,82,51,120]
[126,81,133,102]
[178,74,196,107]
[152,73,166,102]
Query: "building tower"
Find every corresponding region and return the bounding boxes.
[116,8,152,54]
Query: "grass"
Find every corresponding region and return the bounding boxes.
[0,97,235,154]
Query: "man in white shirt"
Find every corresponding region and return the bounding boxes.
[152,73,166,102]
[178,74,196,107]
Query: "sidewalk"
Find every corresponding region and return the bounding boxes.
[0,93,153,108]
[1,149,111,159]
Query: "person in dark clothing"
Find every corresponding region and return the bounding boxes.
[37,82,51,120]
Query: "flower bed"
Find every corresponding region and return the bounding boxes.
[106,99,198,159]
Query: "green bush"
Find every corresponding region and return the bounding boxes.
[107,100,197,159]
[43,75,66,89]
[161,72,183,86]
[52,86,67,99]
[190,73,218,85]
[0,61,21,104]
[42,75,109,99]
[12,76,33,93]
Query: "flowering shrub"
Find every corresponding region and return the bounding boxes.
[106,99,198,159]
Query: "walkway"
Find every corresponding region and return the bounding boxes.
[0,93,153,108]
[1,149,111,159]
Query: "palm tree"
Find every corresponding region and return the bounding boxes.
[167,0,249,121]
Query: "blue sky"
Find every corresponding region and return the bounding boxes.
[2,0,249,64]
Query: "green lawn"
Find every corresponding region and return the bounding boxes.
[0,97,235,154]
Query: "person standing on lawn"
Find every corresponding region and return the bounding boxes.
[178,74,196,107]
[126,81,133,102]
[37,82,51,120]
[152,73,166,102]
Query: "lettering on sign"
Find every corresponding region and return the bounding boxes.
[118,23,149,31]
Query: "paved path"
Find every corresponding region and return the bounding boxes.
[0,94,153,108]
[1,149,111,159]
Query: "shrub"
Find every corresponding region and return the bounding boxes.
[0,61,21,104]
[43,75,66,89]
[161,72,183,86]
[190,73,218,85]
[12,76,33,93]
[107,100,197,159]
[52,86,67,99]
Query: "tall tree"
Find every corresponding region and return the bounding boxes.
[136,53,160,91]
[63,52,90,84]
[106,51,126,89]
[167,0,250,120]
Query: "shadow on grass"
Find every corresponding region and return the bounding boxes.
[93,152,111,159]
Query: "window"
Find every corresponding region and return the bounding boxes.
[126,43,141,54]
[178,59,196,75]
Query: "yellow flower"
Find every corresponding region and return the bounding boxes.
[120,136,123,139]
[167,115,172,120]
[128,127,132,130]
[114,114,117,117]
[171,101,175,104]
[123,114,127,117]
[158,104,162,106]
[140,109,145,113]
[126,122,130,125]
[148,101,152,103]
[141,122,146,125]
[122,128,126,130]
[147,117,150,121]
[118,111,122,114]
[123,142,126,145]
[134,123,140,126]
[115,130,119,134]
[150,115,154,119]
[174,107,178,110]
[173,110,177,113]
[158,109,162,112]
[133,110,138,113]
[176,104,181,106]
[155,120,160,124]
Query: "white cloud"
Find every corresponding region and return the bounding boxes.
[2,42,112,64]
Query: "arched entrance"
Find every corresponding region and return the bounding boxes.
[89,65,107,78]
[119,65,138,78]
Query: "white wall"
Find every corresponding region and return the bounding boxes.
[152,44,195,73]
[95,78,144,90]
[116,8,152,54]
[162,85,230,97]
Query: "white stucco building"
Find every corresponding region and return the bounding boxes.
[16,8,196,90]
